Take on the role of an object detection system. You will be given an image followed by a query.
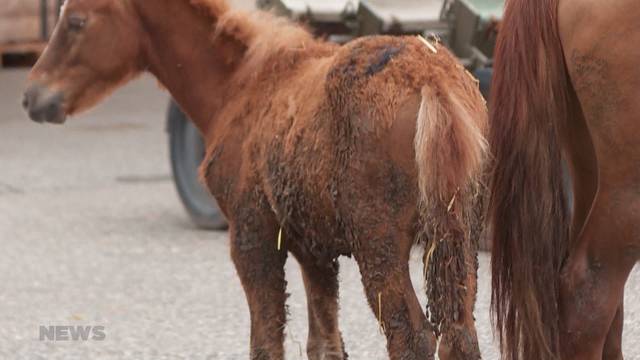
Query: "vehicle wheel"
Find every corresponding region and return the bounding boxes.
[473,67,493,100]
[167,101,228,230]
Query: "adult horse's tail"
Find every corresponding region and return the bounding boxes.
[414,69,487,342]
[489,0,572,359]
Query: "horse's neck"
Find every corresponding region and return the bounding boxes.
[134,0,245,134]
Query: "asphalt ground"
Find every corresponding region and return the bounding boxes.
[0,5,639,358]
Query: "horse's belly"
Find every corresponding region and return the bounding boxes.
[282,197,352,262]
[264,159,352,262]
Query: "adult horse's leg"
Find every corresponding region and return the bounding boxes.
[353,225,437,360]
[290,249,346,360]
[560,89,627,360]
[564,116,625,360]
[558,188,637,359]
[603,301,624,360]
[229,205,288,360]
[557,1,640,355]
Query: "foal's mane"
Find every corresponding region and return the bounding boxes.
[189,0,322,76]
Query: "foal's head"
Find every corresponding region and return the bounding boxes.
[23,0,144,124]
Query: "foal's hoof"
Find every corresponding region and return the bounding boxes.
[438,328,481,360]
[395,330,436,360]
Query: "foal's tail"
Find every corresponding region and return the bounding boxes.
[415,81,488,210]
[489,0,572,359]
[415,71,488,337]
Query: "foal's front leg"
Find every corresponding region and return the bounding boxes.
[229,212,288,360]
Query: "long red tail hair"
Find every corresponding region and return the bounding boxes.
[489,0,573,358]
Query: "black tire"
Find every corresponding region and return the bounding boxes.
[473,67,493,100]
[167,101,228,230]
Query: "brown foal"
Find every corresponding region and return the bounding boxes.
[23,0,488,359]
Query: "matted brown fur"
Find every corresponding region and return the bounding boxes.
[24,0,488,359]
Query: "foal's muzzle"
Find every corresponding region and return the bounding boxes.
[22,84,66,124]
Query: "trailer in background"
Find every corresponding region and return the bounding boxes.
[0,0,64,67]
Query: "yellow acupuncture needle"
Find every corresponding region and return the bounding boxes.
[277,227,283,251]
[378,292,385,335]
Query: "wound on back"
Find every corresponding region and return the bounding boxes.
[366,45,404,76]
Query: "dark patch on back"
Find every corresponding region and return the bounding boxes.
[326,40,405,89]
[329,42,367,84]
[366,45,404,76]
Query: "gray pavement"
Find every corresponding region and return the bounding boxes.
[1,68,639,358]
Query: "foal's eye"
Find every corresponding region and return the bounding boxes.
[68,14,87,31]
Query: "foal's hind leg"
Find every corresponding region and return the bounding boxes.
[291,249,347,360]
[437,238,481,360]
[229,209,288,360]
[559,188,638,360]
[354,227,437,360]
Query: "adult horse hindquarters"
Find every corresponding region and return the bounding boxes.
[490,0,640,359]
[23,1,488,359]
